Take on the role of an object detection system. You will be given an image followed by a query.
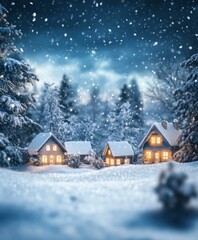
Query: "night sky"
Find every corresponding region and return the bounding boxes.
[2,0,198,99]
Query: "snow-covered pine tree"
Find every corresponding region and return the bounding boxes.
[174,54,198,162]
[42,83,68,142]
[107,103,121,142]
[107,102,138,151]
[67,113,95,142]
[59,74,77,120]
[0,4,40,161]
[119,79,144,129]
[0,133,22,167]
[128,79,144,128]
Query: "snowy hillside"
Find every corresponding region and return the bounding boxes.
[0,163,198,240]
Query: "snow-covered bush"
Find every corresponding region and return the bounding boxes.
[93,157,104,169]
[28,156,40,166]
[67,155,81,168]
[84,150,97,164]
[155,162,197,209]
[136,153,144,164]
[0,133,23,167]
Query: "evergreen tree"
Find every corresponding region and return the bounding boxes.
[119,79,144,128]
[174,54,198,162]
[59,74,77,120]
[42,83,68,142]
[0,133,22,167]
[68,114,95,142]
[119,84,130,104]
[107,102,139,150]
[0,5,40,150]
[128,79,144,127]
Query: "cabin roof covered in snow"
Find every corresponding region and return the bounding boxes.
[28,132,66,155]
[64,141,93,155]
[104,141,134,157]
[139,122,182,148]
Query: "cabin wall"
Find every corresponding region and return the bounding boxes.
[142,132,174,164]
[38,138,65,165]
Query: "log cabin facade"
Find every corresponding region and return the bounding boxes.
[28,133,67,165]
[103,141,134,166]
[139,120,181,164]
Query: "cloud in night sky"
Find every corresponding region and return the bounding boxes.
[2,0,198,97]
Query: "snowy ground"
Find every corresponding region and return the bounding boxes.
[0,162,198,240]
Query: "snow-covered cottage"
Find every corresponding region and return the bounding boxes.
[139,120,181,164]
[64,141,93,161]
[103,141,134,166]
[28,133,67,165]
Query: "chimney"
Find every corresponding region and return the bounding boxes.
[161,120,168,129]
[173,119,179,130]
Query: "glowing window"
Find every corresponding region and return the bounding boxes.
[146,151,152,159]
[110,158,115,165]
[46,145,50,151]
[151,137,155,144]
[116,159,121,165]
[108,149,111,155]
[56,155,62,163]
[53,145,57,151]
[42,155,48,163]
[156,137,161,144]
[162,151,169,160]
[106,158,109,164]
[124,158,130,164]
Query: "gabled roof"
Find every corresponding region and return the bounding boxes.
[104,141,134,157]
[139,122,182,148]
[28,132,66,155]
[64,141,92,155]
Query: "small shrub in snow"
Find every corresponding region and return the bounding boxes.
[67,155,81,168]
[28,156,40,166]
[155,162,197,209]
[84,150,97,164]
[93,157,104,169]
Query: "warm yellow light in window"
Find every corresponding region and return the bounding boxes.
[42,155,48,163]
[56,155,62,163]
[125,158,130,164]
[46,145,50,151]
[53,145,57,151]
[156,137,161,144]
[146,151,152,159]
[151,137,155,144]
[108,149,111,155]
[162,151,169,160]
[110,158,115,165]
[106,158,109,164]
[116,158,121,165]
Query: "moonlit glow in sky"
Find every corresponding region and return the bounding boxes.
[3,0,198,97]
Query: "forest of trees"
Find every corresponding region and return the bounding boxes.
[0,3,197,166]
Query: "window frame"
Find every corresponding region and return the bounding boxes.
[56,155,62,163]
[53,145,57,151]
[42,155,48,163]
[46,145,50,151]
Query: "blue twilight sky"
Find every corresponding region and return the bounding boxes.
[2,0,198,101]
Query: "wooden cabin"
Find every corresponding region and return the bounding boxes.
[28,133,67,165]
[103,141,134,166]
[139,120,181,164]
[64,141,93,162]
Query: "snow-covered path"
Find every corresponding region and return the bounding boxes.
[0,162,198,240]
